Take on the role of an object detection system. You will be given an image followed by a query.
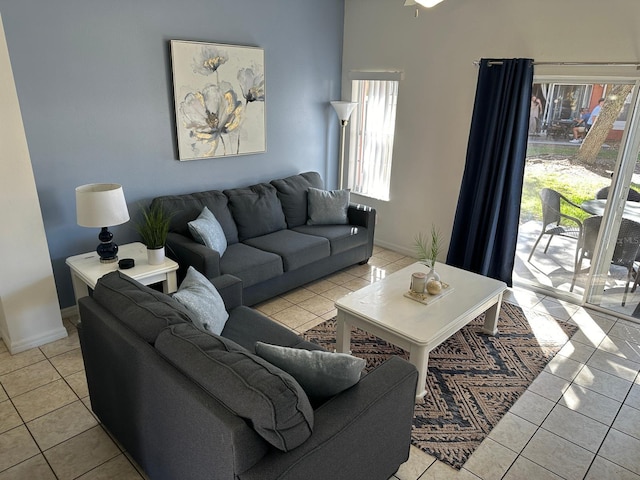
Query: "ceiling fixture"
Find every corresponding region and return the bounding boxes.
[404,0,445,7]
[404,0,444,16]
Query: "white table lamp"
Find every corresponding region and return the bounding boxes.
[76,183,130,263]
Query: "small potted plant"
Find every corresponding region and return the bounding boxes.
[135,202,172,265]
[414,224,443,290]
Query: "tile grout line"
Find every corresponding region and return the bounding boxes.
[511,315,640,479]
[584,366,640,477]
[494,312,608,479]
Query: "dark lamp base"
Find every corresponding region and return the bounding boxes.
[97,226,119,263]
[100,256,119,264]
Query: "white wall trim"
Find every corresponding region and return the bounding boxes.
[4,326,68,355]
[375,240,415,258]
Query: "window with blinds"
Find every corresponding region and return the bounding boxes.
[348,77,399,201]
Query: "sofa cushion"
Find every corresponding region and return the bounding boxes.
[155,323,314,451]
[255,342,366,398]
[243,230,330,272]
[92,271,191,344]
[307,187,350,225]
[293,224,369,255]
[224,183,287,241]
[221,306,326,353]
[151,190,239,244]
[271,172,324,228]
[219,243,283,288]
[172,267,229,335]
[188,206,228,255]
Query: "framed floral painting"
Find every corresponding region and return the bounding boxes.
[170,40,265,161]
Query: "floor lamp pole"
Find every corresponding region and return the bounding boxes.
[338,120,347,190]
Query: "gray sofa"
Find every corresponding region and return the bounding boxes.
[78,271,418,480]
[150,172,376,306]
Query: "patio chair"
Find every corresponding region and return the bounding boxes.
[527,188,583,266]
[595,186,640,202]
[570,215,640,306]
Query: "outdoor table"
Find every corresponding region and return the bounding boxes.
[580,199,640,224]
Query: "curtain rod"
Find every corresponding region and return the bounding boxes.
[473,60,640,69]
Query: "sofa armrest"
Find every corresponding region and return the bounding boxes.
[347,203,376,229]
[347,204,376,261]
[239,356,418,480]
[210,274,243,310]
[166,231,222,280]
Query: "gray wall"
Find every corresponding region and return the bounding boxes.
[0,0,344,308]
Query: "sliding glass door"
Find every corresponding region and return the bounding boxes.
[515,76,640,319]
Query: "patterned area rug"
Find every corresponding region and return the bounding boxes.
[303,301,577,470]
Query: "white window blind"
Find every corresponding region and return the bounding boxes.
[348,77,399,201]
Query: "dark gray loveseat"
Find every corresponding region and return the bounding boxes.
[150,172,375,306]
[78,271,418,480]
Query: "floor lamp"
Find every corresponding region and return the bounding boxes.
[330,101,357,189]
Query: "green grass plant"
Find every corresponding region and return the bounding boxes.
[520,171,603,223]
[521,141,640,227]
[526,143,619,161]
[521,141,614,224]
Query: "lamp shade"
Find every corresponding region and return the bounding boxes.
[330,101,358,122]
[404,0,444,7]
[76,183,130,228]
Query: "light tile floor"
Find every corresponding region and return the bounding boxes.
[1,246,640,479]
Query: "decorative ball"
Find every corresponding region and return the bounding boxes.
[426,280,442,295]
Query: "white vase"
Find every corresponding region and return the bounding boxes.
[147,246,165,265]
[426,265,440,282]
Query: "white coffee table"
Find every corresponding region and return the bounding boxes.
[335,262,507,401]
[66,242,179,308]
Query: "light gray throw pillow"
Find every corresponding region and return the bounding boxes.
[188,206,227,255]
[254,341,366,398]
[172,267,229,335]
[306,187,350,225]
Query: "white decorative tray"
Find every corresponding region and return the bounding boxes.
[403,282,453,305]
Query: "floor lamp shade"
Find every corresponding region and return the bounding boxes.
[330,101,357,124]
[76,183,130,263]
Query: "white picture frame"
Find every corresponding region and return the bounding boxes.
[170,40,266,161]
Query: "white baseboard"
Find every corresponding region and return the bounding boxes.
[4,326,68,355]
[374,240,415,258]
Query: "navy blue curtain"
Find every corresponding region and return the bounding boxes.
[446,58,533,286]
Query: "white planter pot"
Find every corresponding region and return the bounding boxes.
[147,246,165,265]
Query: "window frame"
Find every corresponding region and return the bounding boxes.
[346,71,402,201]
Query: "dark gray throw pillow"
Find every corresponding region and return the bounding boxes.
[92,271,192,344]
[156,324,314,452]
[254,341,366,398]
[271,172,324,228]
[224,183,287,240]
[307,187,350,225]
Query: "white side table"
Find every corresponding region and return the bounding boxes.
[66,242,179,308]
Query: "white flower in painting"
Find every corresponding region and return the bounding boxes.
[192,46,228,76]
[179,82,244,156]
[237,66,265,103]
